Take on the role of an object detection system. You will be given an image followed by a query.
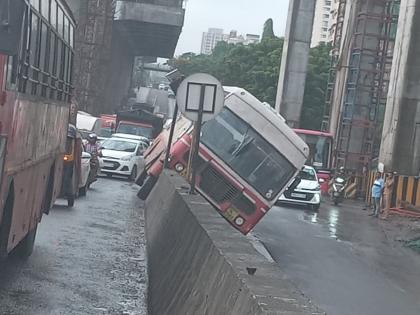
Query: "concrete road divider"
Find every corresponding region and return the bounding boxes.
[145,170,324,315]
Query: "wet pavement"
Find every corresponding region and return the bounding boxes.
[0,178,147,315]
[255,200,420,315]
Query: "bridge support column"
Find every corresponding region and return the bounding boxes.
[275,0,316,128]
[380,2,420,175]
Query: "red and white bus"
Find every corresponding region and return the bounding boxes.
[292,129,333,194]
[138,87,309,234]
[0,0,75,259]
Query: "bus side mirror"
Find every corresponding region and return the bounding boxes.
[288,176,301,192]
[0,0,26,55]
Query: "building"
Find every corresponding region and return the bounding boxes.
[200,28,227,55]
[311,0,333,47]
[201,28,261,55]
[323,0,401,173]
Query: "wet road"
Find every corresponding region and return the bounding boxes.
[255,201,420,315]
[0,178,147,315]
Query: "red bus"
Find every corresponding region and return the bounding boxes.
[0,0,75,259]
[139,87,309,234]
[293,129,333,194]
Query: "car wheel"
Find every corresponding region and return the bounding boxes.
[129,166,138,182]
[137,175,158,200]
[79,185,87,197]
[310,204,320,212]
[68,195,75,207]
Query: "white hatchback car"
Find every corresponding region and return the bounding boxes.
[99,137,148,181]
[278,165,322,211]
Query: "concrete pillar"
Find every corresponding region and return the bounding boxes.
[103,29,134,113]
[275,0,316,128]
[380,1,420,176]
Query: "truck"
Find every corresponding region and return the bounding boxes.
[116,104,165,140]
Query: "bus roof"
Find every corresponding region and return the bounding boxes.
[293,128,334,138]
[223,87,309,169]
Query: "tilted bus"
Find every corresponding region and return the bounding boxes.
[138,87,309,234]
[0,0,75,258]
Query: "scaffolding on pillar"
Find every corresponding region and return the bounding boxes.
[322,0,347,132]
[334,0,400,172]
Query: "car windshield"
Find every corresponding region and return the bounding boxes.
[101,139,137,152]
[201,109,295,200]
[299,168,317,181]
[117,123,153,139]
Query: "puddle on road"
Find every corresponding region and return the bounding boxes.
[302,207,341,240]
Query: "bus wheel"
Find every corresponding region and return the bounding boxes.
[13,225,37,260]
[137,175,158,200]
[136,169,148,186]
[0,186,14,260]
[68,195,75,207]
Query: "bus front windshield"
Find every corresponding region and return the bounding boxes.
[296,133,331,169]
[201,109,295,200]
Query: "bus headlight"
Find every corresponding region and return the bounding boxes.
[175,163,185,173]
[234,216,245,226]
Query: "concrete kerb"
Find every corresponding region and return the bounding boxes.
[145,170,324,315]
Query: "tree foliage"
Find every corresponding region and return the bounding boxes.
[262,18,276,41]
[170,28,331,130]
[301,43,331,130]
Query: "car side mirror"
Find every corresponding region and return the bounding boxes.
[319,178,325,184]
[82,152,91,159]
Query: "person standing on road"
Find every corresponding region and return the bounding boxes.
[381,172,395,220]
[369,172,384,217]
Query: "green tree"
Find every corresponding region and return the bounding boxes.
[300,43,331,130]
[170,25,331,131]
[262,18,276,41]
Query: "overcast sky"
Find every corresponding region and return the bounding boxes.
[175,0,290,55]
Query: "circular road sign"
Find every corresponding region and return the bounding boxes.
[176,73,224,122]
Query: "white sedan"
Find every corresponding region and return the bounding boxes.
[99,137,148,181]
[278,165,322,211]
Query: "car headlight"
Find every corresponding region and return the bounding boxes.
[121,155,132,161]
[175,163,185,173]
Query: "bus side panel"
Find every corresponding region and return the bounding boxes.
[4,94,68,252]
[0,55,14,230]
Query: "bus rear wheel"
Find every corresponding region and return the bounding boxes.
[13,225,38,260]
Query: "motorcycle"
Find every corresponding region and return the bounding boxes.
[332,176,346,205]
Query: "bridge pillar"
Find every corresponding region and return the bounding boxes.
[275,0,316,128]
[380,1,420,175]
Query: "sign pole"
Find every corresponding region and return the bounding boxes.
[189,86,206,194]
[163,103,179,169]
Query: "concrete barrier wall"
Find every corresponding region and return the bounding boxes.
[145,171,323,315]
